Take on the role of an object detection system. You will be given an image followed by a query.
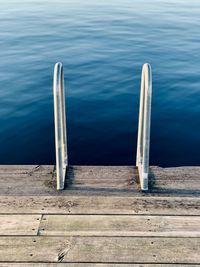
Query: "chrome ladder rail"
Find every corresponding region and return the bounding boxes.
[53,62,151,191]
[53,62,68,190]
[136,63,152,191]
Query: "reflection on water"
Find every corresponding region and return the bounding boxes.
[0,0,200,166]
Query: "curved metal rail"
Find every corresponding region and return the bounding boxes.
[53,62,151,191]
[53,62,68,190]
[136,63,152,191]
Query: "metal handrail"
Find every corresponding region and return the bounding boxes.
[53,62,68,190]
[136,63,152,191]
[53,62,151,191]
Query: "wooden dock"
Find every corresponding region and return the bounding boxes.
[0,165,200,266]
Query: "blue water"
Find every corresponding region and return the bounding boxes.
[0,0,200,166]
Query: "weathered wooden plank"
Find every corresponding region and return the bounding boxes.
[0,166,138,195]
[0,165,53,174]
[0,236,199,263]
[151,180,200,195]
[0,215,41,235]
[0,165,199,181]
[150,166,200,180]
[38,215,200,237]
[0,175,200,196]
[0,165,200,196]
[67,166,138,180]
[66,180,200,196]
[56,179,200,195]
[0,264,199,267]
[0,196,200,215]
[0,165,55,195]
[69,166,200,181]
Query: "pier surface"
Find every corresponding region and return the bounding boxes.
[0,165,200,266]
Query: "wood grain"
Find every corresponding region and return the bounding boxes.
[0,264,199,267]
[0,165,200,265]
[0,165,200,196]
[0,215,41,235]
[38,214,200,237]
[0,195,200,215]
[0,236,199,263]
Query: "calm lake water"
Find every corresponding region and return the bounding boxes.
[0,0,200,166]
